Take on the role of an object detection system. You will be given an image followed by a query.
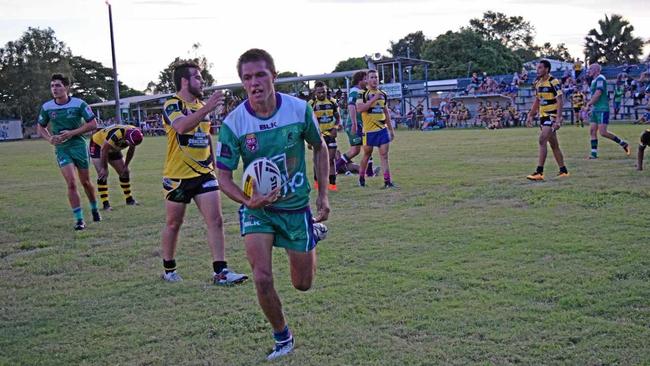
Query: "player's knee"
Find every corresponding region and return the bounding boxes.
[66,180,77,191]
[119,171,130,180]
[208,214,224,229]
[81,178,93,188]
[292,278,312,292]
[165,217,183,232]
[253,272,274,293]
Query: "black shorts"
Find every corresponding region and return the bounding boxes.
[641,130,650,146]
[162,173,219,204]
[573,107,581,114]
[89,141,123,160]
[540,115,556,127]
[323,135,337,150]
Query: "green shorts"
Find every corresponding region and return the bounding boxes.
[238,205,317,252]
[590,111,610,124]
[55,143,90,169]
[346,125,362,146]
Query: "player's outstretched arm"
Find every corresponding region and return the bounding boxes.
[311,138,330,222]
[172,91,224,134]
[555,94,564,128]
[527,98,540,127]
[124,145,136,167]
[349,105,359,134]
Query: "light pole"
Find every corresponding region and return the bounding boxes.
[106,0,121,123]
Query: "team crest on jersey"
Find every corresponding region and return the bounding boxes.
[50,111,57,119]
[245,134,258,152]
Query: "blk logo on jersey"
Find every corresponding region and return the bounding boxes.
[50,112,57,119]
[259,121,277,131]
[245,134,258,152]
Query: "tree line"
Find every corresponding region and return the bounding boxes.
[333,12,647,80]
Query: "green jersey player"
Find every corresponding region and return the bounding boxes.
[37,73,100,230]
[217,49,330,361]
[583,63,630,159]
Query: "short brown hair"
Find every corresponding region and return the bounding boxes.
[173,61,200,92]
[351,70,367,86]
[51,73,70,86]
[237,48,276,78]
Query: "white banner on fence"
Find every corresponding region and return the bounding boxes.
[0,120,23,141]
[379,83,402,99]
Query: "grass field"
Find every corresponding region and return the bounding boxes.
[1,124,649,365]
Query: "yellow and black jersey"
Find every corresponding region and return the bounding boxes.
[162,94,213,179]
[486,105,495,115]
[534,76,563,117]
[92,124,137,150]
[308,97,339,136]
[571,92,585,109]
[478,106,486,116]
[356,88,388,132]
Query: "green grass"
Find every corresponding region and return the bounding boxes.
[1,125,649,365]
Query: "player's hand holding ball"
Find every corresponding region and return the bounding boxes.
[245,180,280,209]
[314,194,330,223]
[242,158,282,209]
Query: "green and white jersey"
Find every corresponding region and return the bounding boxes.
[344,86,363,129]
[217,93,322,211]
[590,75,609,112]
[38,97,95,149]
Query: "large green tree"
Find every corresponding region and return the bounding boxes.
[332,57,367,72]
[0,27,72,124]
[421,29,522,79]
[584,14,645,65]
[537,42,572,62]
[469,11,535,51]
[0,27,142,125]
[69,55,142,104]
[387,31,428,59]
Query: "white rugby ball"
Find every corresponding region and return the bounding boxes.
[242,158,282,198]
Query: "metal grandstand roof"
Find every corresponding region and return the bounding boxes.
[373,56,435,67]
[90,70,363,108]
[89,94,171,108]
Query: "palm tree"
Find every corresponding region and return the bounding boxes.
[584,14,644,65]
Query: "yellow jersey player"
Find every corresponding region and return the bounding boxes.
[159,61,247,285]
[526,60,569,181]
[356,69,396,188]
[571,90,586,127]
[308,81,341,191]
[637,129,650,170]
[89,124,143,210]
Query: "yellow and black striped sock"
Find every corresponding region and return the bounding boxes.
[119,175,134,204]
[97,178,110,208]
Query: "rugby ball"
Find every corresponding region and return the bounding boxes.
[242,158,282,197]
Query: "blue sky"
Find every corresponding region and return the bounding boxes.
[1,0,648,90]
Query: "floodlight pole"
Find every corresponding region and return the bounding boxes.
[106,1,121,123]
